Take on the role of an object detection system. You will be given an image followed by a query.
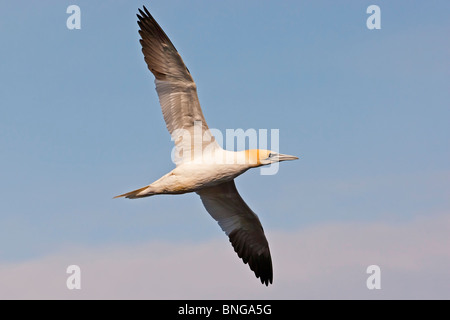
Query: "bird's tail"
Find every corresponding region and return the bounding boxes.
[113,186,154,199]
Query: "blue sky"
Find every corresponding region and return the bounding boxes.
[0,1,449,298]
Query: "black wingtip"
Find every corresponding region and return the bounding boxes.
[137,6,150,23]
[228,229,273,286]
[138,5,152,20]
[256,254,273,286]
[143,5,151,16]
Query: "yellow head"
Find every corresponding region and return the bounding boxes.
[245,149,298,167]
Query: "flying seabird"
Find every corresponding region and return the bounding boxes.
[115,6,298,286]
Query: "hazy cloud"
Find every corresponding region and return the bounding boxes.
[0,214,449,299]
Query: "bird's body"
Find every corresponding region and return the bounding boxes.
[139,160,248,195]
[115,6,298,286]
[117,149,265,197]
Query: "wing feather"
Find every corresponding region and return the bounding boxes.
[137,6,218,164]
[197,180,273,286]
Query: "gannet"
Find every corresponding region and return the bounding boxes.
[115,6,298,286]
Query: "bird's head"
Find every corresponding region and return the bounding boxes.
[245,149,299,167]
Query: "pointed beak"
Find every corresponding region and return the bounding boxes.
[276,154,299,162]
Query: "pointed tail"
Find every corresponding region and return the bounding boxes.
[113,186,153,199]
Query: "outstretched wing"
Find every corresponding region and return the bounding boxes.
[196,180,273,286]
[137,6,219,165]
